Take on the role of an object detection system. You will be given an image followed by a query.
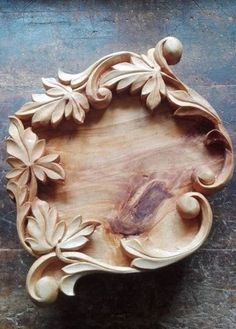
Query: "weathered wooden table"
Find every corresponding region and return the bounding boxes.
[0,1,235,328]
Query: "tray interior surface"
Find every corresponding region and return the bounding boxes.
[36,94,223,266]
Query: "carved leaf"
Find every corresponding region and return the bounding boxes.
[101,53,166,111]
[16,78,89,127]
[58,216,99,251]
[167,89,220,124]
[25,199,99,254]
[60,253,137,296]
[6,117,65,187]
[25,199,66,254]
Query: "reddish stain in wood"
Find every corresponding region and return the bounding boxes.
[110,180,172,236]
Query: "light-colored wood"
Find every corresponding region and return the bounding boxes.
[6,37,234,304]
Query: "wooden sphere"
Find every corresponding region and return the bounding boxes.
[35,276,59,303]
[162,37,183,65]
[176,194,201,219]
[198,167,215,185]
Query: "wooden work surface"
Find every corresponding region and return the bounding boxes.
[0,1,235,328]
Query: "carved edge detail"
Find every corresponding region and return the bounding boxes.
[5,36,234,303]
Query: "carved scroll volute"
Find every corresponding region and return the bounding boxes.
[85,52,134,109]
[191,123,234,195]
[26,253,60,303]
[121,192,213,270]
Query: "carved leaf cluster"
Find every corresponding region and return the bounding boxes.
[16,78,89,127]
[101,52,166,110]
[25,199,99,255]
[25,199,65,254]
[6,117,65,186]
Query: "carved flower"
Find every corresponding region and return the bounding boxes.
[101,51,166,110]
[25,198,99,255]
[16,78,90,127]
[6,117,65,186]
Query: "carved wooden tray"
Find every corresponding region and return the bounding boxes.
[6,37,234,304]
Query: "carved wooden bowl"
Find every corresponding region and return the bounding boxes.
[6,37,234,304]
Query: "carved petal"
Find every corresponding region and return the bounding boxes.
[31,99,63,127]
[6,167,30,186]
[42,77,70,92]
[16,168,30,185]
[73,92,90,112]
[60,215,83,241]
[32,93,53,102]
[142,75,162,110]
[116,74,141,92]
[46,87,65,97]
[130,73,151,94]
[34,162,65,181]
[102,71,141,88]
[58,236,88,251]
[6,168,25,180]
[72,106,85,124]
[130,56,153,70]
[7,156,24,168]
[141,53,156,68]
[112,62,139,71]
[51,99,66,127]
[37,154,60,164]
[16,99,58,120]
[30,140,46,162]
[64,101,73,119]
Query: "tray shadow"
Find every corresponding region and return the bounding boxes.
[43,259,189,329]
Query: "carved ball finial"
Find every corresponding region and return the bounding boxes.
[162,37,183,65]
[176,194,200,219]
[197,167,216,185]
[35,276,59,303]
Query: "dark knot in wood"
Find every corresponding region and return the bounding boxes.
[110,179,172,236]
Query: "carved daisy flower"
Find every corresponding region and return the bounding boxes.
[6,117,65,186]
[16,78,90,127]
[101,50,166,110]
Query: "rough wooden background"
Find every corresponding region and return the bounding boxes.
[0,1,235,328]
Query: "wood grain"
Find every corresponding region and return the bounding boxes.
[0,0,235,328]
[35,95,223,268]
